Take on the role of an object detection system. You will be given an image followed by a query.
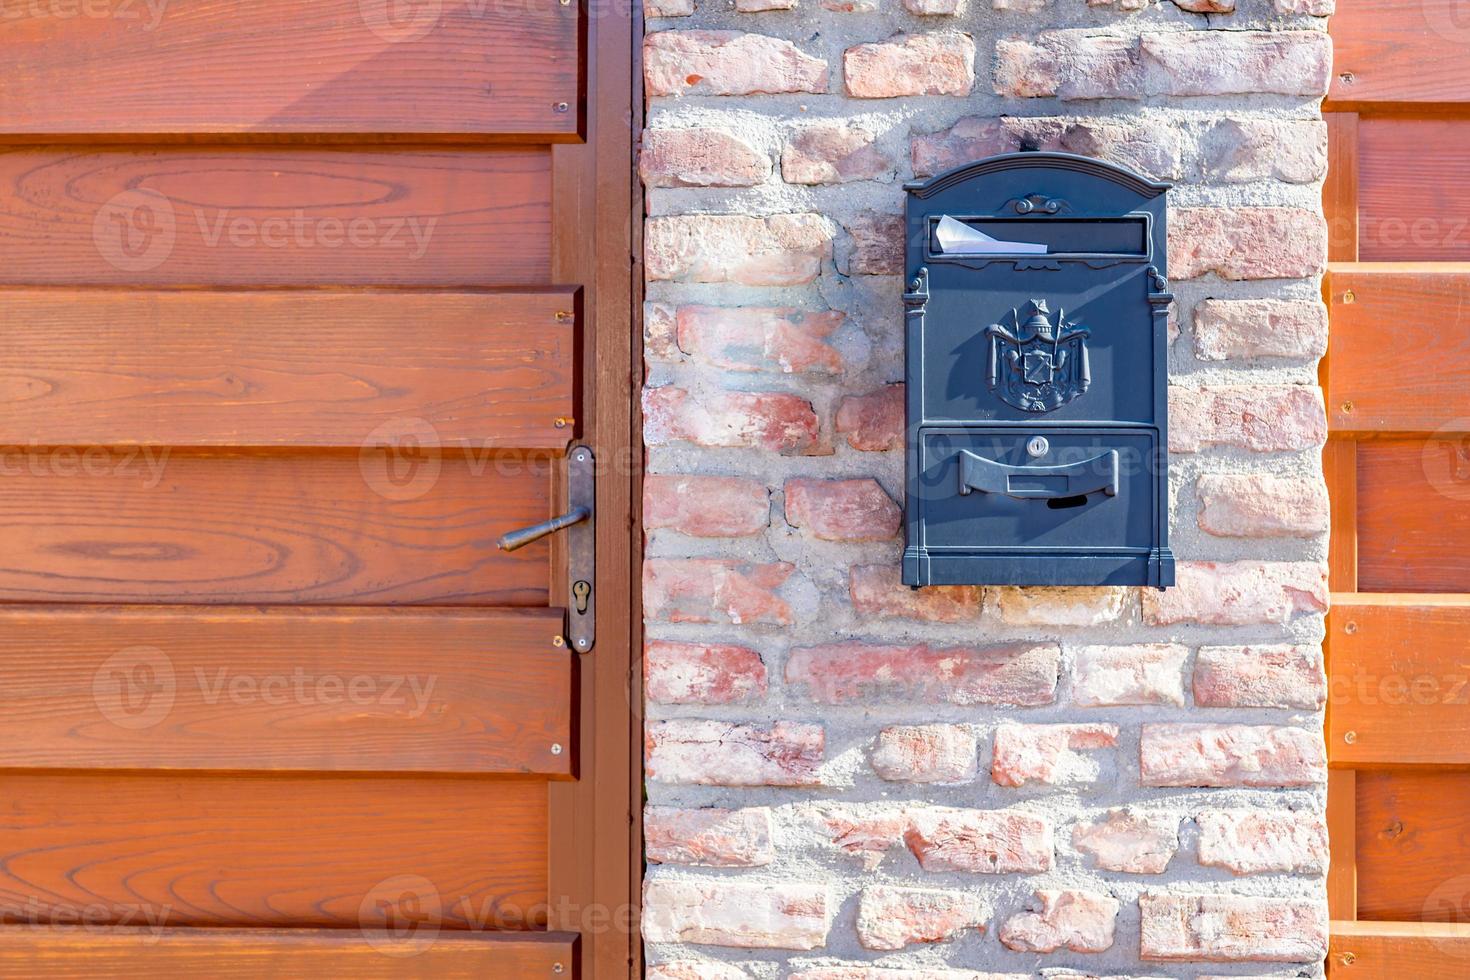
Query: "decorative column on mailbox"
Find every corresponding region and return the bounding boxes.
[902,152,1175,589]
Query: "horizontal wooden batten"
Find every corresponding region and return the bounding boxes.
[0,928,576,979]
[1328,596,1470,766]
[1330,921,1470,978]
[0,606,572,775]
[1355,442,1470,593]
[0,289,575,450]
[0,453,553,606]
[0,147,550,286]
[0,0,580,138]
[0,772,547,929]
[1328,1,1470,108]
[1354,770,1470,922]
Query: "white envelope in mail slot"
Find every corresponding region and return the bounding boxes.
[935,215,1048,255]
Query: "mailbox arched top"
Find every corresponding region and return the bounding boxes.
[904,151,1171,201]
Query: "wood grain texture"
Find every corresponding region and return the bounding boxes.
[1357,440,1470,592]
[0,147,550,286]
[0,773,548,929]
[0,452,552,605]
[1329,1,1470,107]
[1358,119,1470,261]
[1356,770,1470,923]
[1329,597,1470,765]
[0,606,571,775]
[1325,113,1359,263]
[0,289,575,449]
[1323,439,1359,591]
[0,928,574,979]
[0,0,580,137]
[1330,921,1470,978]
[1328,769,1358,921]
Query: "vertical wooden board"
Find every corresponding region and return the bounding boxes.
[1327,769,1358,921]
[0,773,548,930]
[1324,113,1359,263]
[1358,119,1470,261]
[1329,1,1470,106]
[0,0,581,137]
[1323,439,1359,591]
[1355,770,1470,922]
[0,148,550,286]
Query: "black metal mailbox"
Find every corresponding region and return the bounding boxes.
[902,151,1175,589]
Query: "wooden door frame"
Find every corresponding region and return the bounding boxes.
[548,1,643,977]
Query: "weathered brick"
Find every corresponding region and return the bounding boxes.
[1143,30,1331,97]
[644,474,770,538]
[676,305,843,374]
[904,807,1054,873]
[1170,208,1327,281]
[995,586,1126,627]
[1173,0,1234,10]
[1197,809,1329,876]
[643,878,830,949]
[646,302,680,361]
[808,803,907,870]
[849,564,983,623]
[1193,645,1326,709]
[647,963,749,980]
[1196,473,1330,540]
[1193,299,1329,362]
[1169,385,1326,453]
[872,724,978,784]
[785,478,900,542]
[782,123,894,185]
[646,213,832,286]
[912,116,1024,178]
[646,719,824,786]
[991,723,1118,788]
[1275,0,1333,12]
[1141,560,1327,626]
[1140,723,1326,788]
[844,211,904,275]
[645,639,768,705]
[644,557,795,625]
[641,128,771,188]
[1072,808,1180,874]
[736,0,795,10]
[995,34,1133,100]
[1139,893,1329,962]
[845,33,976,98]
[646,806,776,867]
[644,387,822,455]
[856,885,986,950]
[645,0,694,16]
[1072,644,1189,707]
[1203,118,1327,185]
[791,970,1027,980]
[786,642,1060,706]
[998,890,1119,953]
[836,384,904,451]
[645,31,828,97]
[905,0,965,13]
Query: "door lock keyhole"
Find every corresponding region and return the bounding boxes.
[572,580,591,614]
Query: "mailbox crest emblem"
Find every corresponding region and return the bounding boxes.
[985,299,1092,413]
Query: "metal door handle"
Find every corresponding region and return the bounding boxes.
[958,449,1118,500]
[496,506,591,552]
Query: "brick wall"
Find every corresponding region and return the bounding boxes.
[639,1,1333,977]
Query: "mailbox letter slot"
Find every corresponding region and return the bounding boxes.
[957,449,1119,500]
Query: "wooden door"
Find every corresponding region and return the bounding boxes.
[1324,3,1470,975]
[0,3,639,977]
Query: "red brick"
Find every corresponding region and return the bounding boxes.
[646,302,680,361]
[808,804,908,870]
[785,641,1059,706]
[903,807,1054,874]
[849,564,982,623]
[643,878,830,949]
[782,122,894,185]
[644,557,795,625]
[844,211,904,275]
[645,31,828,97]
[644,387,822,455]
[644,474,770,538]
[1141,560,1327,626]
[1193,298,1328,361]
[640,128,771,188]
[1276,0,1333,11]
[995,586,1126,627]
[646,806,775,867]
[1139,893,1329,962]
[1072,644,1188,707]
[784,478,900,542]
[998,890,1119,954]
[1197,809,1329,876]
[646,719,824,786]
[1170,385,1326,453]
[790,970,1027,980]
[871,724,978,784]
[1142,30,1331,97]
[647,963,749,980]
[1203,118,1328,185]
[844,33,976,98]
[1193,645,1325,710]
[856,885,986,951]
[904,0,964,12]
[1140,723,1326,788]
[646,213,832,286]
[1170,208,1327,281]
[991,723,1118,788]
[1072,808,1179,875]
[836,384,904,451]
[645,639,768,705]
[1196,473,1330,538]
[676,305,843,374]
[646,0,695,16]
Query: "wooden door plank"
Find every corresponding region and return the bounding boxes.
[0,0,580,137]
[0,290,575,450]
[1323,439,1359,590]
[0,927,576,979]
[0,772,547,930]
[1356,441,1470,592]
[0,606,572,775]
[0,453,552,605]
[0,147,550,287]
[1357,118,1470,262]
[1330,921,1470,978]
[1327,769,1359,920]
[1324,113,1359,262]
[1328,1,1470,107]
[1355,771,1470,922]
